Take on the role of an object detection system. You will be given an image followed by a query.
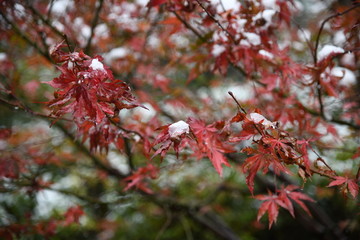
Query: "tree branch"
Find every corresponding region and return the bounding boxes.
[0,10,52,62]
[85,0,104,54]
[313,3,360,64]
[195,0,237,44]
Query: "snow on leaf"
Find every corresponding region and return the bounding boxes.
[212,44,226,57]
[168,120,189,139]
[249,112,276,129]
[318,45,344,62]
[89,58,105,71]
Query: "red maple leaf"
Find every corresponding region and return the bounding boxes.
[255,192,281,229]
[188,118,233,177]
[242,145,291,194]
[256,185,314,228]
[123,164,158,194]
[328,176,359,198]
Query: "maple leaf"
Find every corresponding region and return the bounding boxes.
[152,120,190,159]
[256,185,314,228]
[188,118,232,177]
[63,206,84,226]
[255,193,281,228]
[242,145,291,194]
[328,176,359,198]
[279,185,315,216]
[124,164,158,194]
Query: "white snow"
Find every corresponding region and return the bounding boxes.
[50,0,74,15]
[341,53,355,68]
[259,49,274,59]
[90,59,105,71]
[249,113,276,129]
[94,24,109,38]
[210,0,240,11]
[253,9,276,29]
[261,0,277,9]
[0,53,7,61]
[136,0,149,6]
[333,31,346,45]
[243,32,261,46]
[212,44,226,57]
[318,45,344,62]
[104,47,128,64]
[331,67,356,86]
[168,120,190,138]
[14,3,26,18]
[298,29,311,42]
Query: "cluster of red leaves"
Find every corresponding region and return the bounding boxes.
[47,41,141,151]
[255,185,314,228]
[328,176,359,198]
[151,118,233,177]
[124,164,158,194]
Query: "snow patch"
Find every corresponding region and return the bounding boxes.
[250,113,276,129]
[0,53,7,61]
[253,9,276,29]
[50,0,74,15]
[341,53,355,68]
[169,120,189,138]
[90,59,105,71]
[104,47,128,64]
[318,45,344,62]
[333,31,346,45]
[210,0,240,12]
[212,44,226,57]
[261,0,278,10]
[243,32,261,46]
[259,50,274,59]
[331,67,356,86]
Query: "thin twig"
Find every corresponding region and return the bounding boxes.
[195,0,237,44]
[313,3,360,64]
[27,3,64,38]
[0,10,52,62]
[172,10,207,42]
[228,91,246,114]
[85,0,105,54]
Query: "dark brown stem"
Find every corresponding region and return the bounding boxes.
[195,0,237,44]
[0,10,52,62]
[228,91,247,114]
[85,0,105,54]
[303,106,360,130]
[172,10,207,42]
[313,3,360,64]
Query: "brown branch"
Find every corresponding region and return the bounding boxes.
[172,8,248,78]
[172,10,207,42]
[195,0,237,44]
[146,194,241,240]
[85,0,105,54]
[0,10,52,62]
[27,3,65,38]
[55,122,127,179]
[313,3,360,64]
[303,106,360,130]
[0,93,127,179]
